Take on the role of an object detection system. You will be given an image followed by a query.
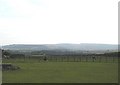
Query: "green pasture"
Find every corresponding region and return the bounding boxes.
[2,60,118,83]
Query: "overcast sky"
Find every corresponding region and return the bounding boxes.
[0,0,119,45]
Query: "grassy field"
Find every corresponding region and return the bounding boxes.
[2,61,118,83]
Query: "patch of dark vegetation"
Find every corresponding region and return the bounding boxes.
[2,63,20,71]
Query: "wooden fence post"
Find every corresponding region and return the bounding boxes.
[86,56,88,62]
[74,56,75,62]
[80,57,81,62]
[106,56,107,63]
[99,56,101,63]
[113,56,114,63]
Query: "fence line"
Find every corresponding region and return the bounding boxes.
[3,55,118,63]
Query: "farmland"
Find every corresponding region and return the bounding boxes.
[2,58,118,83]
[2,49,119,83]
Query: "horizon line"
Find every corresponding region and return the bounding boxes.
[1,43,118,46]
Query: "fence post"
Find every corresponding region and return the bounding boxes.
[62,56,63,62]
[77,56,79,62]
[113,56,114,63]
[50,56,52,62]
[92,56,94,62]
[99,56,101,63]
[80,57,81,62]
[67,56,68,62]
[86,56,88,62]
[24,55,25,61]
[74,56,75,62]
[106,56,107,63]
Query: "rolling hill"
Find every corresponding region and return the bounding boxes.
[2,43,118,51]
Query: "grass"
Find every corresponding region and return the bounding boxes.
[2,61,118,83]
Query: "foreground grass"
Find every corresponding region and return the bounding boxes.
[2,62,118,83]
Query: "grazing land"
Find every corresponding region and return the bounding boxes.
[2,60,118,83]
[2,49,118,83]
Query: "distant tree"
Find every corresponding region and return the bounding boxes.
[2,50,9,55]
[2,50,11,59]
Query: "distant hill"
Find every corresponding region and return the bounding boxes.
[2,43,118,51]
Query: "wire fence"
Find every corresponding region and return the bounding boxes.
[3,55,118,63]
